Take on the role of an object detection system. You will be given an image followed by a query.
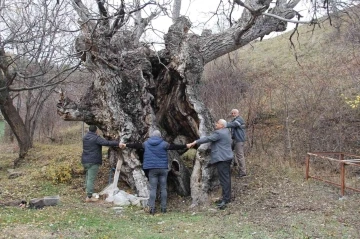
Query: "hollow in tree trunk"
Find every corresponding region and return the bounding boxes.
[58,0,301,206]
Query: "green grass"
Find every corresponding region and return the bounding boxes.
[0,204,303,239]
[2,202,357,238]
[1,142,360,238]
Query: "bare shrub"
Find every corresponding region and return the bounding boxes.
[200,55,274,156]
[32,70,92,143]
[200,57,249,119]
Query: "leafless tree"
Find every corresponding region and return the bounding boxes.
[0,0,81,164]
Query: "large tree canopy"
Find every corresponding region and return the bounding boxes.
[56,0,336,206]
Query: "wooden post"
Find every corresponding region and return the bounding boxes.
[99,157,123,196]
[112,158,123,190]
[340,153,345,196]
[305,154,310,180]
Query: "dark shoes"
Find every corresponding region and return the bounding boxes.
[215,199,223,204]
[217,200,229,210]
[149,208,167,215]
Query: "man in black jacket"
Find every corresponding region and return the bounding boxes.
[82,125,120,202]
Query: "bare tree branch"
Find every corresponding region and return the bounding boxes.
[96,0,110,28]
[234,0,315,24]
[172,0,181,21]
[109,0,126,36]
[0,62,82,92]
[71,0,94,27]
[263,12,317,24]
[108,0,157,37]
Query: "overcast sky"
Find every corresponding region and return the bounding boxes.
[148,0,313,46]
[84,0,314,46]
[151,0,243,36]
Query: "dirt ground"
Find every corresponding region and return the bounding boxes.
[168,160,360,238]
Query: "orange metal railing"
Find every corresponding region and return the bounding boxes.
[305,152,360,196]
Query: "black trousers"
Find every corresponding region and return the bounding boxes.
[215,160,232,203]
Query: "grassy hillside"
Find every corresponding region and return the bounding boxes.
[237,18,359,79]
[203,15,360,160]
[236,15,360,112]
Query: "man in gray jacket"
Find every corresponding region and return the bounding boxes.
[226,109,247,178]
[187,119,233,209]
[82,125,120,202]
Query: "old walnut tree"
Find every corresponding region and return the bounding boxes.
[57,0,303,206]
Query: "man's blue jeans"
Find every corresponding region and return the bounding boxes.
[148,168,168,210]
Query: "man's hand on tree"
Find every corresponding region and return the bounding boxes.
[186,142,196,148]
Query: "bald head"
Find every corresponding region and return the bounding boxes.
[231,109,239,117]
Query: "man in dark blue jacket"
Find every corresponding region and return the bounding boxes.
[120,130,187,214]
[82,125,119,202]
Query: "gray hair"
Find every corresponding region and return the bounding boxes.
[150,130,162,137]
[231,109,239,114]
[218,119,227,127]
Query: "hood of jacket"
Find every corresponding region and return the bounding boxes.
[146,136,163,146]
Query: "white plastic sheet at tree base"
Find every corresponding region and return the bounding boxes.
[98,158,148,207]
[100,186,148,207]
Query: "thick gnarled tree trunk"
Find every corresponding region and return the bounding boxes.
[58,0,301,206]
[57,18,217,205]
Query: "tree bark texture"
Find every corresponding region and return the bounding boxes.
[58,1,300,206]
[0,55,32,164]
[0,97,32,164]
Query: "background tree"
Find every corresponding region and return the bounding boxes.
[0,0,80,163]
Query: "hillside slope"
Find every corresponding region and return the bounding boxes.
[203,14,360,160]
